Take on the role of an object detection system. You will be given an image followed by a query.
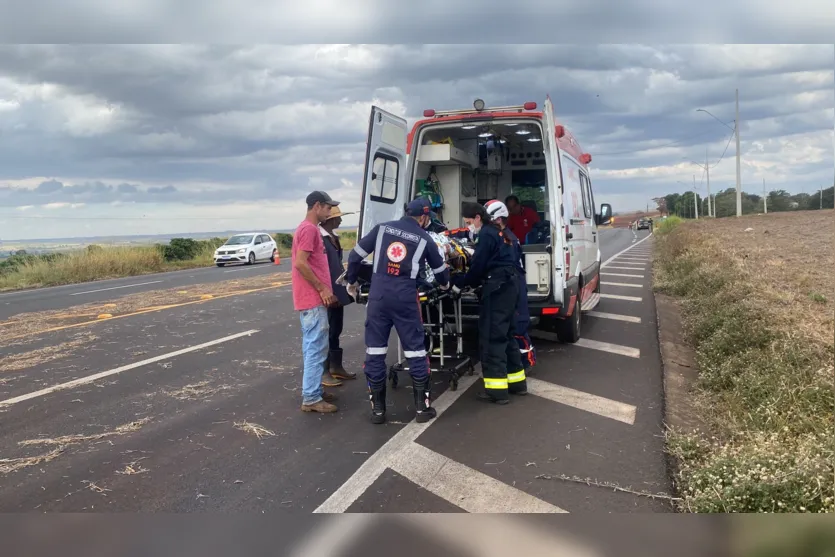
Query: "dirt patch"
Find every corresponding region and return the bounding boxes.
[0,272,291,344]
[17,417,152,448]
[0,448,65,475]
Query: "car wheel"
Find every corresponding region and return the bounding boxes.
[270,248,277,262]
[216,263,225,267]
[247,252,255,265]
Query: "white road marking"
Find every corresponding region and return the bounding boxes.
[601,281,643,288]
[600,293,643,302]
[390,442,565,513]
[527,378,637,425]
[601,232,652,268]
[586,311,642,324]
[603,265,645,271]
[602,272,645,278]
[314,373,479,513]
[575,338,641,358]
[615,256,650,261]
[0,330,260,407]
[69,280,163,296]
[223,266,263,273]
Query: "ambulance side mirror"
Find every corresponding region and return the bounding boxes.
[596,203,613,226]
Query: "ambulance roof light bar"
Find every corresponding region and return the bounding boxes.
[423,101,538,118]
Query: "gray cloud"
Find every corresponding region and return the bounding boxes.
[0,43,832,240]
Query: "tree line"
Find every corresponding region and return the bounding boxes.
[653,183,835,218]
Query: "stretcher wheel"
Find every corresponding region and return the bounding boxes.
[467,364,475,376]
[449,378,459,391]
[388,368,399,389]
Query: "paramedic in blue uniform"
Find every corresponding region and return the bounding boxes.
[452,201,528,404]
[483,200,537,375]
[345,198,451,425]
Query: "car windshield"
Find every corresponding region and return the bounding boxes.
[226,235,254,245]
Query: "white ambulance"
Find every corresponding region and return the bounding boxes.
[357,98,613,343]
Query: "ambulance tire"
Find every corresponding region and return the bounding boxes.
[555,296,581,344]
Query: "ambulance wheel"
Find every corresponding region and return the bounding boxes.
[555,297,582,344]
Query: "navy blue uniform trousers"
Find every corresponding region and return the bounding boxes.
[364,291,428,389]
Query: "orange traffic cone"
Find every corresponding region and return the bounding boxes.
[274,251,281,265]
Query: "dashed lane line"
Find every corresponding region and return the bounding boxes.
[0,329,260,407]
[531,331,641,358]
[390,442,566,513]
[602,272,645,278]
[586,310,641,324]
[69,280,163,296]
[602,265,645,271]
[600,293,643,302]
[601,281,643,288]
[527,378,637,424]
[600,233,653,268]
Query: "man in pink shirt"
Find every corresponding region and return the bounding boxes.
[292,191,341,413]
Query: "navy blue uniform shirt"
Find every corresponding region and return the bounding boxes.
[346,216,450,294]
[462,224,519,287]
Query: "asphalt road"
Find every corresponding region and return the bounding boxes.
[0,260,284,321]
[0,228,672,515]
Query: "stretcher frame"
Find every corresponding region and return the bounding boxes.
[387,287,475,391]
[346,270,475,391]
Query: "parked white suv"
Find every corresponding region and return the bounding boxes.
[214,233,278,267]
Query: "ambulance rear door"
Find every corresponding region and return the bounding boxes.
[541,95,566,303]
[358,106,410,239]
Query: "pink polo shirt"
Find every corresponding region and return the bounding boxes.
[291,219,331,311]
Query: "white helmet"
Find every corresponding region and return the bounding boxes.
[484,199,509,220]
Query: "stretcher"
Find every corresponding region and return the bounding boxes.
[337,234,477,391]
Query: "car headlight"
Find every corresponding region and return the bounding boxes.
[237,248,246,254]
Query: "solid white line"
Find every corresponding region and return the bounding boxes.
[0,330,260,407]
[69,280,163,295]
[527,378,637,425]
[586,310,642,324]
[575,338,641,358]
[603,265,645,271]
[223,266,263,273]
[602,272,645,278]
[600,293,643,302]
[313,373,479,513]
[390,442,566,513]
[601,281,643,288]
[601,232,652,268]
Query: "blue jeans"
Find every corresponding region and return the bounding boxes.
[299,305,329,405]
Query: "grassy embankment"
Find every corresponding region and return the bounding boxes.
[0,230,358,291]
[653,211,834,512]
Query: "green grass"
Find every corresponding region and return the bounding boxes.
[654,224,834,513]
[654,215,684,236]
[0,231,357,291]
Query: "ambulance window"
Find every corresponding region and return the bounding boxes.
[579,172,593,219]
[370,154,398,204]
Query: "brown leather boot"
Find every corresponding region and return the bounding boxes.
[301,399,338,413]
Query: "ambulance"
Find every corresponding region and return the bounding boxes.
[356,98,613,343]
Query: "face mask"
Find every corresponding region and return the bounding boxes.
[467,223,478,237]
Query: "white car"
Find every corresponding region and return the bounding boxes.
[214,233,278,267]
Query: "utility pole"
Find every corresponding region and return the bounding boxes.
[735,88,742,217]
[706,146,712,217]
[763,178,767,214]
[821,185,824,210]
[693,174,699,219]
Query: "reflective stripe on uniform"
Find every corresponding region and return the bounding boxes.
[409,238,428,279]
[507,369,526,384]
[431,263,447,275]
[403,349,427,358]
[372,226,386,273]
[519,347,533,354]
[483,377,509,390]
[366,346,388,355]
[353,244,369,258]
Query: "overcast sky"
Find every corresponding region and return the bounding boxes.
[0,44,833,241]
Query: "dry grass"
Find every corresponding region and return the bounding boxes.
[233,420,276,439]
[0,332,97,372]
[0,272,291,344]
[0,448,65,474]
[164,381,233,401]
[655,210,835,513]
[18,417,152,448]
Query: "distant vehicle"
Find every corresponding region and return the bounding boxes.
[637,217,652,230]
[214,233,277,267]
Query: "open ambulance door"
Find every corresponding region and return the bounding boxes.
[541,95,566,306]
[358,106,410,239]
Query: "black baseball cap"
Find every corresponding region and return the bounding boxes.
[405,197,432,216]
[306,190,340,207]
